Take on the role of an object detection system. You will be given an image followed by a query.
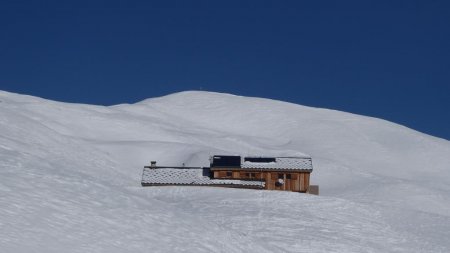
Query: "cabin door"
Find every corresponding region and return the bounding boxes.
[270,173,297,191]
[271,173,289,191]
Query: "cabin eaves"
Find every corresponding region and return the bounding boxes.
[210,156,313,172]
[241,157,313,171]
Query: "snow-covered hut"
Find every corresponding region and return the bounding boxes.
[210,155,313,192]
[141,155,314,193]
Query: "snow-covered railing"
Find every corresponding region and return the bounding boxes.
[141,167,264,188]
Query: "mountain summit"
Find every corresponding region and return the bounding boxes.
[1,90,449,252]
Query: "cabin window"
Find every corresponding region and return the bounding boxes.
[212,156,241,167]
[226,171,232,177]
[278,173,284,179]
[286,174,291,179]
[245,173,257,178]
[244,157,276,163]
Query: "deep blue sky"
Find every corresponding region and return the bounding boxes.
[1,1,449,140]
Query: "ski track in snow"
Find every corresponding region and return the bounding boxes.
[1,90,450,252]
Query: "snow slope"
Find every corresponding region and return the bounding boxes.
[1,90,449,252]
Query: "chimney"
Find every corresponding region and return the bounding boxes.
[150,161,157,167]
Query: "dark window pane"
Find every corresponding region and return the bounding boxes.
[226,171,232,177]
[244,157,276,163]
[202,167,211,177]
[212,156,241,167]
[286,174,291,179]
[278,173,284,179]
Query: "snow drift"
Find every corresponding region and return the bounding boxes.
[1,90,449,252]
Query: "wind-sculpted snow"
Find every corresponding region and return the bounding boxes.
[1,90,449,252]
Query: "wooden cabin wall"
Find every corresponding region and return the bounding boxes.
[212,169,311,192]
[263,172,310,192]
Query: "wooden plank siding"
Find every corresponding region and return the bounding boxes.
[212,169,310,193]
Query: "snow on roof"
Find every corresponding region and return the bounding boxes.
[241,157,313,171]
[141,167,264,187]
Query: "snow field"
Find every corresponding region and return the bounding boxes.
[1,90,450,252]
